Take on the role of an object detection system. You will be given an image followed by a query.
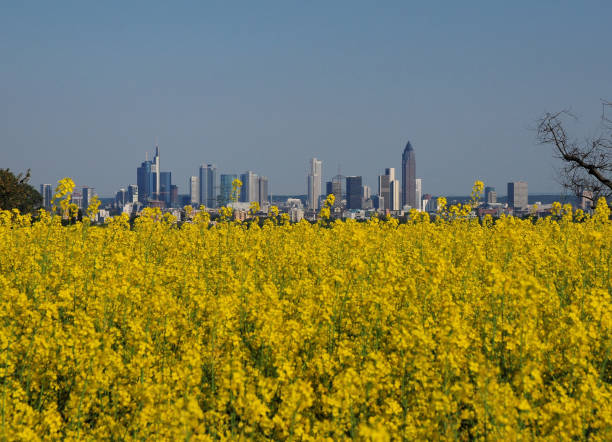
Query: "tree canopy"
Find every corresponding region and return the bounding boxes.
[0,169,43,213]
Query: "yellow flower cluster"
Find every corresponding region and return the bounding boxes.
[0,187,611,439]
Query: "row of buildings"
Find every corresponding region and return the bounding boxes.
[39,140,584,222]
[39,183,97,211]
[188,167,269,208]
[306,141,422,214]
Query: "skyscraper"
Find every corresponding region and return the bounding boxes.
[116,188,127,207]
[220,174,238,205]
[40,184,52,210]
[160,171,172,206]
[137,157,153,203]
[189,176,199,205]
[199,164,217,208]
[240,171,259,203]
[258,176,269,207]
[127,184,138,203]
[415,178,422,211]
[307,158,322,210]
[507,181,528,209]
[331,173,343,208]
[346,176,363,210]
[378,168,400,211]
[170,185,178,207]
[82,186,95,211]
[402,141,416,209]
[485,186,497,204]
[152,144,160,200]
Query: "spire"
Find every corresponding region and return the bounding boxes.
[404,140,414,152]
[155,136,159,157]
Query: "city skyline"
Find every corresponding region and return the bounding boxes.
[3,3,611,197]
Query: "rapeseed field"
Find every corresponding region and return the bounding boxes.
[0,180,611,440]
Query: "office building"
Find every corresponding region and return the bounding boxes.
[40,184,52,210]
[152,145,160,199]
[127,184,138,203]
[220,174,238,205]
[378,167,400,211]
[189,176,199,205]
[240,171,259,203]
[372,194,383,210]
[307,158,322,210]
[507,181,528,209]
[485,186,497,204]
[82,186,95,211]
[346,176,363,210]
[326,181,333,197]
[199,164,217,208]
[116,188,127,207]
[160,171,172,206]
[362,185,371,201]
[137,157,153,203]
[258,176,269,207]
[170,185,178,207]
[402,141,417,209]
[325,180,343,208]
[415,178,422,211]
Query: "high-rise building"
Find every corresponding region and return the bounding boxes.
[258,176,269,207]
[115,188,127,207]
[240,171,260,203]
[415,178,422,211]
[170,185,178,207]
[220,174,238,205]
[332,171,345,208]
[402,141,417,209]
[127,184,138,203]
[362,185,371,201]
[378,168,400,211]
[189,176,199,205]
[152,145,160,200]
[82,186,95,211]
[307,158,322,210]
[346,176,363,210]
[137,157,153,202]
[507,181,528,209]
[485,186,497,204]
[40,184,52,210]
[160,172,172,206]
[199,164,217,208]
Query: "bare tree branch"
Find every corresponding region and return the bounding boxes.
[536,102,612,203]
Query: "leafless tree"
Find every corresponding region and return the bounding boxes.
[536,101,612,204]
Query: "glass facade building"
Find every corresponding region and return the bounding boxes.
[137,160,153,203]
[160,171,172,206]
[346,176,363,210]
[220,174,238,205]
[402,141,416,209]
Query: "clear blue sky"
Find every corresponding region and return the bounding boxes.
[1,1,611,196]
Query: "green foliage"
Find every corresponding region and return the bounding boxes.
[0,169,42,213]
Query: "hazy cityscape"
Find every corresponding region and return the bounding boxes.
[37,138,588,223]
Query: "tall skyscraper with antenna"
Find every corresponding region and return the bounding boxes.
[151,143,160,200]
[402,141,416,209]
